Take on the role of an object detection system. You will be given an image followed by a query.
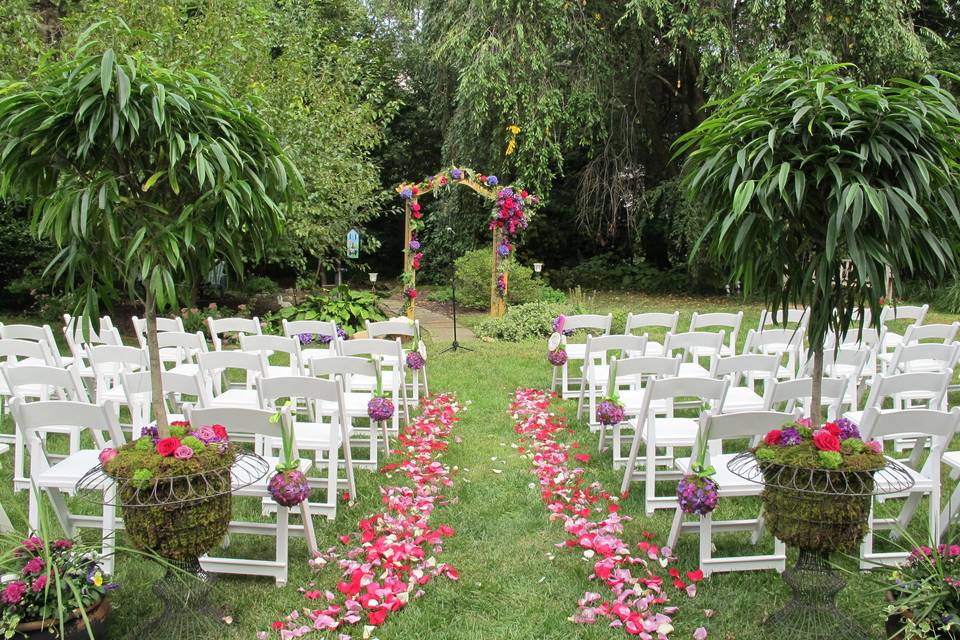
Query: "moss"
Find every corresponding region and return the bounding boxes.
[104,441,236,561]
[169,425,188,438]
[134,437,153,452]
[755,441,885,472]
[818,451,842,469]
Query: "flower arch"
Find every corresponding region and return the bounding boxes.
[396,167,539,319]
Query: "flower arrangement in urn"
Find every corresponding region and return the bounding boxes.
[752,417,886,552]
[100,421,237,561]
[1,531,115,639]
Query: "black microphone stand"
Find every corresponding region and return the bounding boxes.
[439,226,473,354]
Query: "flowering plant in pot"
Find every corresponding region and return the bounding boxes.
[883,542,960,639]
[752,417,886,553]
[0,527,116,640]
[100,421,236,562]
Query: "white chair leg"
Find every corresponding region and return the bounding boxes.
[326,444,339,520]
[939,482,960,539]
[300,501,319,556]
[422,366,429,397]
[275,506,289,586]
[700,513,713,577]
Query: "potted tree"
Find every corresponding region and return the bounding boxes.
[0,26,299,563]
[678,53,960,637]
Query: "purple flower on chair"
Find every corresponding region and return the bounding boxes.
[368,396,395,422]
[596,399,625,426]
[298,333,314,345]
[548,349,568,367]
[406,351,425,370]
[677,475,719,515]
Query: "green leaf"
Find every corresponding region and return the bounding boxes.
[100,49,115,96]
[732,180,756,216]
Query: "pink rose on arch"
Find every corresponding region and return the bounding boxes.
[174,445,194,460]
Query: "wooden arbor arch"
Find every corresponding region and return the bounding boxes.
[396,167,537,320]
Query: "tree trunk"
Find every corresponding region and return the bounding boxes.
[810,344,824,429]
[145,287,170,438]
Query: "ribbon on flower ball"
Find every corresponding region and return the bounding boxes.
[676,417,720,515]
[595,358,626,426]
[267,403,310,508]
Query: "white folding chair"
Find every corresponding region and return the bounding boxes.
[553,314,613,399]
[667,410,792,576]
[0,339,56,425]
[711,354,779,413]
[758,307,809,332]
[10,398,124,574]
[259,376,356,518]
[664,331,725,378]
[845,371,951,425]
[156,330,209,377]
[762,377,849,421]
[689,311,743,358]
[282,319,339,362]
[2,364,89,492]
[576,334,648,425]
[185,405,313,585]
[880,304,929,352]
[744,327,806,380]
[62,315,120,382]
[620,376,730,515]
[882,342,960,382]
[366,319,429,402]
[826,326,884,389]
[859,407,960,567]
[85,345,148,427]
[206,316,262,352]
[336,338,410,431]
[879,322,958,373]
[803,346,870,411]
[120,370,212,437]
[623,312,680,357]
[0,323,73,368]
[241,334,305,378]
[608,355,681,465]
[197,350,269,411]
[309,356,383,468]
[131,315,186,363]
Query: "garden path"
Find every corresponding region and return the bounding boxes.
[381,294,476,343]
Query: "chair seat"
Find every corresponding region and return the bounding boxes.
[36,449,103,489]
[690,344,733,359]
[565,344,586,360]
[302,347,334,359]
[210,389,260,409]
[583,365,609,385]
[317,393,373,417]
[266,365,300,378]
[675,453,762,497]
[267,422,344,448]
[679,363,711,378]
[1,382,53,398]
[721,387,765,412]
[98,385,127,404]
[618,390,669,415]
[942,451,960,471]
[875,456,932,493]
[168,363,200,377]
[642,417,697,447]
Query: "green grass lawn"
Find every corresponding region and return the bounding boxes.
[1,294,959,638]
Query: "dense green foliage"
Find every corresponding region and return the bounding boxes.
[262,285,385,335]
[474,301,568,341]
[453,249,544,310]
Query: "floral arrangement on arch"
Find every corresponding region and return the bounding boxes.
[397,166,538,313]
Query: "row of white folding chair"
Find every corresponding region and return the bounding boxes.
[623,313,742,360]
[366,320,430,403]
[743,327,806,379]
[878,322,960,373]
[554,314,614,398]
[0,323,72,367]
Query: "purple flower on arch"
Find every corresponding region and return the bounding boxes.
[486,175,499,187]
[450,168,463,180]
[400,187,413,200]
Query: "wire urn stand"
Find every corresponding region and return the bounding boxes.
[727,452,915,640]
[77,449,269,639]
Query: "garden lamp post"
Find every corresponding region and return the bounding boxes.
[369,272,378,292]
[533,262,544,281]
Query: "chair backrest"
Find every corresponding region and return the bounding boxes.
[366,320,418,339]
[807,346,870,380]
[63,314,116,346]
[309,356,377,392]
[258,375,344,410]
[121,369,212,404]
[86,344,149,372]
[690,311,743,333]
[206,316,262,351]
[710,354,779,383]
[902,322,960,345]
[0,339,53,366]
[624,312,680,335]
[860,406,960,442]
[10,398,124,451]
[282,319,339,341]
[863,371,952,409]
[612,355,682,379]
[644,375,730,404]
[762,377,848,416]
[1,364,89,402]
[759,307,809,331]
[563,314,613,334]
[697,409,796,446]
[664,330,725,360]
[584,334,648,362]
[197,350,269,377]
[0,324,66,367]
[131,316,186,349]
[887,342,960,374]
[826,327,883,349]
[156,330,208,357]
[186,404,290,440]
[745,327,805,353]
[884,304,929,325]
[240,334,303,375]
[337,337,403,360]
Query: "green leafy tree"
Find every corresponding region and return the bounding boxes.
[677,54,960,420]
[0,32,301,436]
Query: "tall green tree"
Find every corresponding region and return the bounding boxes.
[0,31,301,435]
[677,54,960,420]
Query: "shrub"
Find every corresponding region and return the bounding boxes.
[262,285,384,335]
[454,249,543,310]
[179,303,252,334]
[427,286,453,303]
[474,302,567,341]
[243,275,281,295]
[540,286,567,304]
[550,253,669,292]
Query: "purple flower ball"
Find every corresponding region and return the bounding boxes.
[497,243,510,257]
[677,475,720,515]
[368,396,395,422]
[268,469,310,507]
[486,175,499,186]
[596,399,625,426]
[548,349,568,367]
[406,351,425,370]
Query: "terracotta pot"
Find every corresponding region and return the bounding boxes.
[14,596,110,640]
